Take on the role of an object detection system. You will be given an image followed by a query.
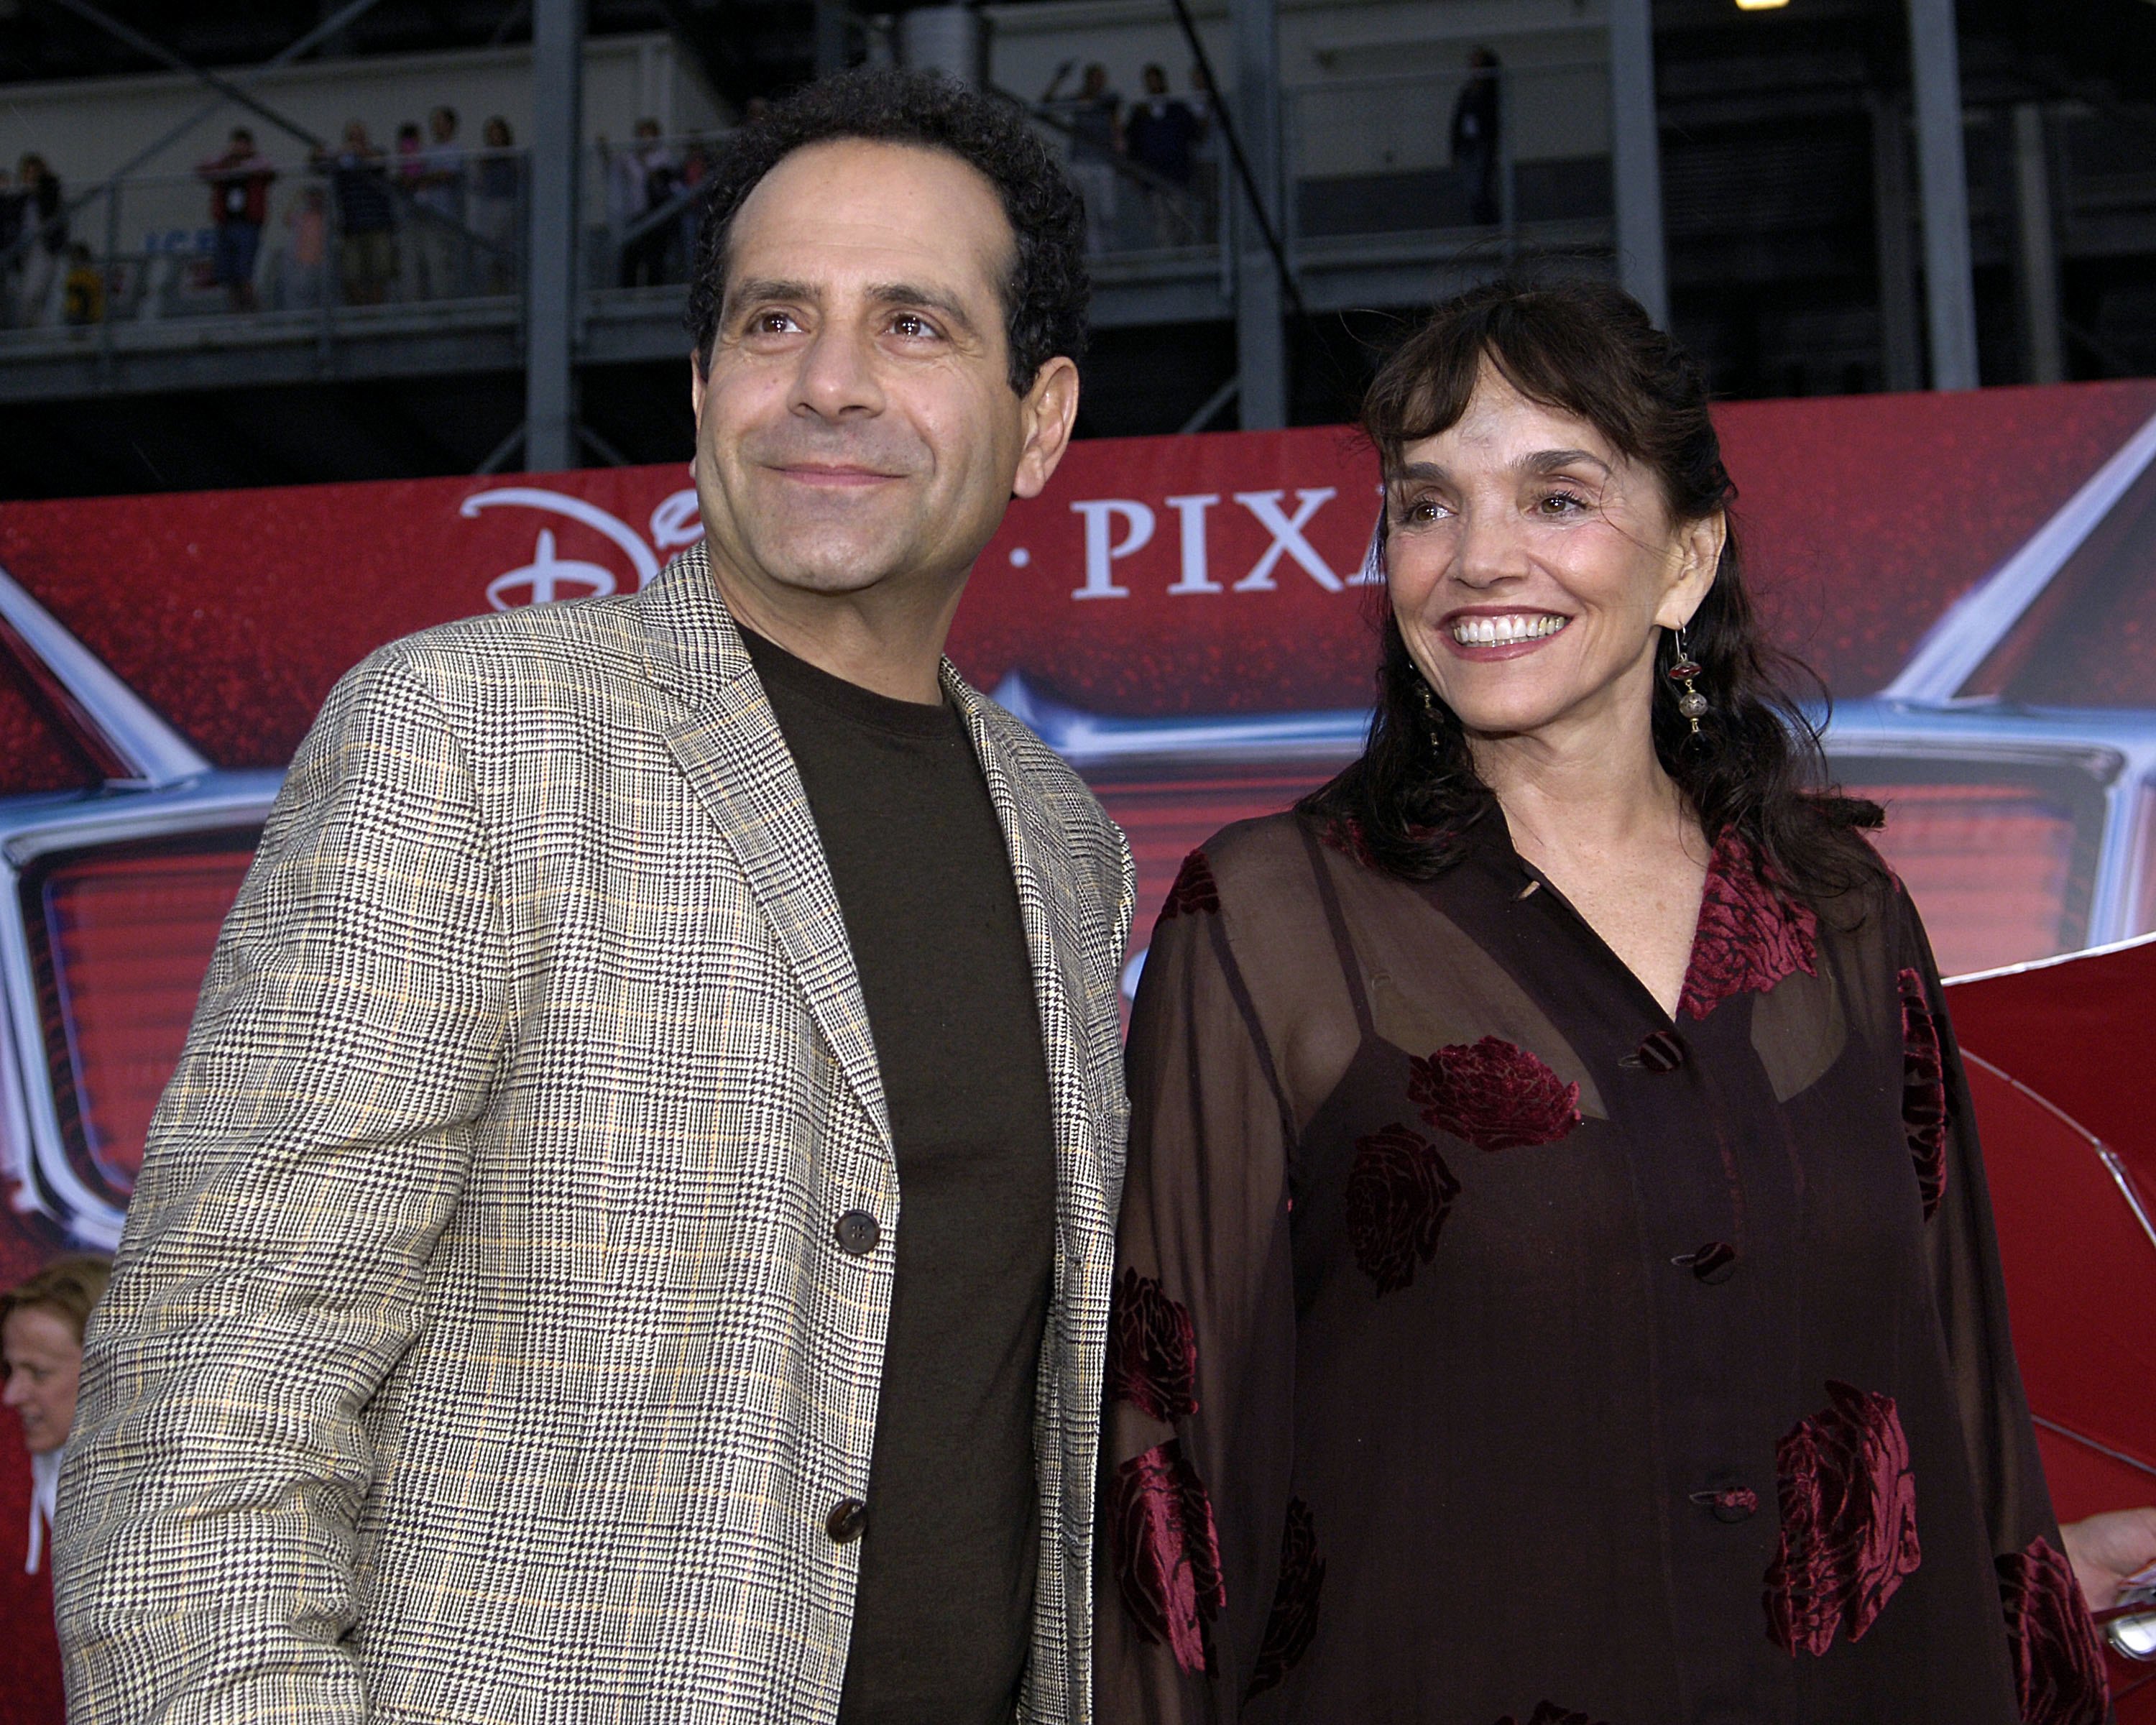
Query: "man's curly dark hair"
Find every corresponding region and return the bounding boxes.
[683,69,1089,395]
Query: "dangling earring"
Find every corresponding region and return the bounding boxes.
[1669,625,1708,737]
[1416,677,1443,754]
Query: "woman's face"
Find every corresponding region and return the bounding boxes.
[2,1306,82,1455]
[1385,362,1722,753]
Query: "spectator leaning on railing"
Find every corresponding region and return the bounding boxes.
[1042,60,1123,254]
[410,106,466,300]
[14,155,66,327]
[469,116,520,292]
[1124,64,1201,247]
[195,127,277,313]
[313,121,397,306]
[0,166,22,328]
[607,118,683,288]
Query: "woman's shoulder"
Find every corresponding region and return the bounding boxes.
[1159,809,1339,924]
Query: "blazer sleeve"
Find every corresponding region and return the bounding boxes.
[1896,886,2110,1720]
[1093,860,1299,1724]
[53,649,512,1725]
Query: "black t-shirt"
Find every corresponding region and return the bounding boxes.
[741,627,1059,1725]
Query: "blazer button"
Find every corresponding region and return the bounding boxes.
[834,1210,880,1256]
[826,1496,869,1543]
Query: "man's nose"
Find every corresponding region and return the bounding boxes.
[2,1378,27,1408]
[793,321,885,420]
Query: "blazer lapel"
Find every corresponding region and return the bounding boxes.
[947,672,1110,1240]
[636,546,893,1153]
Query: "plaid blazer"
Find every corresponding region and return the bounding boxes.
[54,545,1136,1725]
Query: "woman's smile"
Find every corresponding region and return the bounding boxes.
[1441,608,1571,658]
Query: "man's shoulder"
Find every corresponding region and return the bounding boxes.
[347,590,658,719]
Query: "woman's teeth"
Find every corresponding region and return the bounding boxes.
[1451,614,1567,646]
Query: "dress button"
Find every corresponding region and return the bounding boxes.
[1672,1241,1738,1284]
[834,1210,880,1256]
[1691,1486,1759,1523]
[826,1496,869,1543]
[1634,1029,1686,1072]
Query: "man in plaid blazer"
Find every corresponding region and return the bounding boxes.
[57,73,1133,1725]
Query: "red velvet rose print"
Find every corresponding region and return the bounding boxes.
[1678,830,1819,1021]
[1159,849,1221,919]
[1764,1381,1921,1656]
[1997,1535,2109,1725]
[1898,966,1949,1220]
[1107,1268,1199,1423]
[1345,1123,1461,1294]
[1493,1705,1608,1725]
[1409,1036,1583,1152]
[1112,1440,1225,1677]
[1245,1497,1325,1699]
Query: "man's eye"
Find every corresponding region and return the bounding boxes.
[890,313,939,339]
[750,310,798,335]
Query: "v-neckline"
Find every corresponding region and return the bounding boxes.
[1484,820,1818,1031]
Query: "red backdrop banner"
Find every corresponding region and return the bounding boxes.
[6,380,2156,1713]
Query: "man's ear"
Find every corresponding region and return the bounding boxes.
[1010,356,1081,501]
[690,348,708,419]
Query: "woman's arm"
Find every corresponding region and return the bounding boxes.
[1897,886,2110,1722]
[1094,852,1299,1724]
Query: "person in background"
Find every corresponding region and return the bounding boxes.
[1124,64,1201,247]
[195,127,277,312]
[60,242,102,326]
[4,1256,112,1574]
[15,155,65,326]
[315,121,397,306]
[1043,60,1122,254]
[469,115,520,293]
[1186,63,1220,242]
[1095,278,2111,1724]
[611,118,683,287]
[409,106,466,300]
[1450,45,1502,226]
[282,182,327,308]
[1,1256,110,1725]
[0,167,22,330]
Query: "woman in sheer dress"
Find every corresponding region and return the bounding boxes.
[1093,280,2110,1725]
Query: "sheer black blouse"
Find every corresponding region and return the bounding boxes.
[1095,804,2108,1725]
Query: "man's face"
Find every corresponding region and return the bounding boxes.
[691,139,1075,615]
[431,111,455,142]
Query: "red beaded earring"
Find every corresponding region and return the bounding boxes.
[1669,625,1708,737]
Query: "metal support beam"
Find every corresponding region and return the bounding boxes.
[45,0,324,150]
[815,0,851,77]
[2012,102,2065,386]
[1606,0,1667,328]
[526,0,583,472]
[1871,94,1922,392]
[1230,0,1286,430]
[1907,0,1978,390]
